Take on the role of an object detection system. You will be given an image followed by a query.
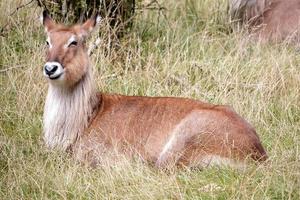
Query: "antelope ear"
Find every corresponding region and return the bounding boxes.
[40,10,56,32]
[81,12,101,35]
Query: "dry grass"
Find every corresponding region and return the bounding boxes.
[0,0,299,199]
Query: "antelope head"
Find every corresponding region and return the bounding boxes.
[41,11,100,87]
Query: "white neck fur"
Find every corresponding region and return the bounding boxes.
[43,69,98,150]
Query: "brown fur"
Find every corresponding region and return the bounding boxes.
[76,95,267,167]
[42,12,267,168]
[230,0,300,42]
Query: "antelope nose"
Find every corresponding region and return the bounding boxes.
[44,63,58,76]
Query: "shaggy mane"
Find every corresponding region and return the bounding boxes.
[43,69,98,150]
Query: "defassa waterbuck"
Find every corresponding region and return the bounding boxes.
[230,0,300,42]
[41,11,267,168]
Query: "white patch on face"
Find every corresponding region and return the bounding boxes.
[46,36,52,49]
[64,35,76,49]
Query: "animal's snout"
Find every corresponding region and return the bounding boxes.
[43,62,64,80]
[44,64,58,76]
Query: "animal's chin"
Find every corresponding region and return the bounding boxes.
[48,73,63,80]
[43,71,64,80]
[45,73,67,87]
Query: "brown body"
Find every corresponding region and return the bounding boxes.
[230,0,300,42]
[41,11,267,168]
[77,94,266,167]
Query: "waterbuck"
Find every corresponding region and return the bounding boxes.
[41,11,267,168]
[230,0,300,42]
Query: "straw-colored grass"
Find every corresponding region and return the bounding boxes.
[0,0,299,199]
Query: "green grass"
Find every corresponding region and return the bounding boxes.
[1,0,299,199]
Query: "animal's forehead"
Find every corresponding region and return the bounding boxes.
[49,24,81,35]
[48,30,76,43]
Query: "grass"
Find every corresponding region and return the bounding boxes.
[0,0,299,199]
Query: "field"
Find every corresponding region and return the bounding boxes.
[0,0,299,199]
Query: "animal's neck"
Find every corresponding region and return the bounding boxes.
[43,69,98,150]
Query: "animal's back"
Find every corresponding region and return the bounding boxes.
[259,0,300,41]
[75,94,267,167]
[231,0,300,42]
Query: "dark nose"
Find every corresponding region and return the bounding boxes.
[44,64,58,76]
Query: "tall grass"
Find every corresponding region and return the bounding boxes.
[0,0,299,199]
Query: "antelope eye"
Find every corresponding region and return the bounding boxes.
[46,41,49,46]
[69,41,78,47]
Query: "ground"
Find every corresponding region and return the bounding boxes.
[0,0,299,199]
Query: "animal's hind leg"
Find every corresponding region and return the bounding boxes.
[178,150,246,169]
[177,133,252,169]
[154,113,204,168]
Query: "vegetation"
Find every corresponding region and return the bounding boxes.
[0,0,299,199]
[36,0,135,37]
